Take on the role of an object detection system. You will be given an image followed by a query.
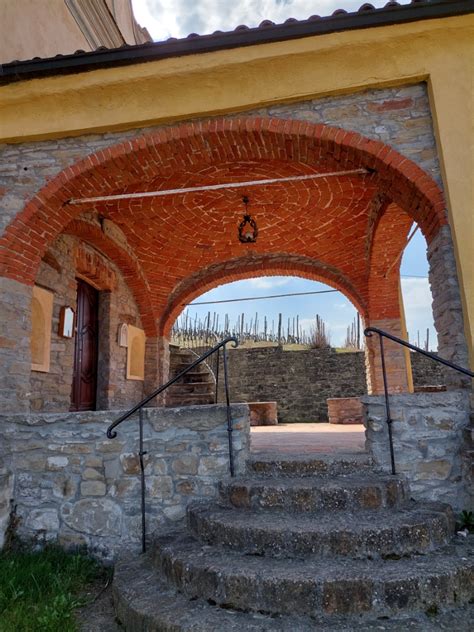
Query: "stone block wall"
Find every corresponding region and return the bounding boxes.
[216,347,445,423]
[219,347,367,422]
[30,234,144,412]
[411,352,445,387]
[363,391,471,510]
[0,404,249,560]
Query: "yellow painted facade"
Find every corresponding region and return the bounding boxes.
[0,14,472,361]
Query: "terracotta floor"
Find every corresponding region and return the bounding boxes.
[250,423,366,455]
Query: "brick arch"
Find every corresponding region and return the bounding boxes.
[367,201,415,321]
[159,253,367,337]
[0,117,447,289]
[62,220,157,336]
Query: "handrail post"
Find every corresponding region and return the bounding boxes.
[222,343,235,477]
[378,334,396,475]
[138,408,147,553]
[215,346,220,404]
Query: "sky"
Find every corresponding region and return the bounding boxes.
[132,0,411,41]
[131,0,435,349]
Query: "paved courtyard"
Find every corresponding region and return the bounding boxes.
[250,423,366,455]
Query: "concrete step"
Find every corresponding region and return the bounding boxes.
[165,394,215,406]
[187,502,454,559]
[219,473,408,512]
[113,556,474,631]
[248,452,374,477]
[154,531,474,617]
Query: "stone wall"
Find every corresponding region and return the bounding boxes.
[30,234,145,412]
[217,347,445,423]
[0,404,249,560]
[219,347,366,422]
[411,352,445,386]
[363,391,471,510]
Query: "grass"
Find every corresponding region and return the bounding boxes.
[0,545,109,632]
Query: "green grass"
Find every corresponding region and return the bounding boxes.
[0,545,109,632]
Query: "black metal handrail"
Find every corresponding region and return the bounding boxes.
[364,326,473,475]
[106,335,238,552]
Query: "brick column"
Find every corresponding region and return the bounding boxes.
[144,335,170,405]
[428,225,471,388]
[365,318,410,395]
[0,277,32,413]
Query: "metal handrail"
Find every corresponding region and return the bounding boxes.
[106,336,238,438]
[364,327,473,475]
[106,335,239,553]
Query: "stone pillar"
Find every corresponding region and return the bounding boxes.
[365,318,410,395]
[0,277,32,413]
[144,335,170,405]
[158,335,171,384]
[427,225,471,388]
[96,291,112,410]
[144,336,159,401]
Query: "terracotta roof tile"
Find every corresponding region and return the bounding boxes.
[1,1,472,83]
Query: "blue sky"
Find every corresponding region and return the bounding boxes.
[132,1,435,348]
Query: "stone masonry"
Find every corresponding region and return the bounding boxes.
[31,234,145,412]
[364,390,471,510]
[218,346,444,423]
[0,404,249,560]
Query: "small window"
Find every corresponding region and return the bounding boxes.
[31,286,53,372]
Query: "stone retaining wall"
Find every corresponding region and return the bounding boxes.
[363,390,471,510]
[0,404,250,560]
[218,347,444,423]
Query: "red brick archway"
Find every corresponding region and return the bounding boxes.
[0,116,449,396]
[160,253,367,337]
[0,117,446,287]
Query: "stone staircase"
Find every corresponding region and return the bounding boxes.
[113,453,474,630]
[165,347,215,407]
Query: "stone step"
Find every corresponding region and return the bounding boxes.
[167,382,214,394]
[154,532,474,617]
[219,473,408,512]
[113,556,474,631]
[248,452,374,477]
[165,395,215,407]
[187,502,454,559]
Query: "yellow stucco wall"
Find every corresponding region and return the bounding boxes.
[0,15,472,362]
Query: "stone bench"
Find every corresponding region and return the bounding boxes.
[327,397,363,425]
[248,401,278,426]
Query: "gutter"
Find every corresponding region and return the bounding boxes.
[1,0,473,85]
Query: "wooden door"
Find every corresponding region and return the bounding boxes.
[71,279,99,411]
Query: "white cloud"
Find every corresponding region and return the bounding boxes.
[132,0,411,41]
[246,277,291,290]
[401,277,437,349]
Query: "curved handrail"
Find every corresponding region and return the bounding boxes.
[365,327,473,377]
[106,335,239,439]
